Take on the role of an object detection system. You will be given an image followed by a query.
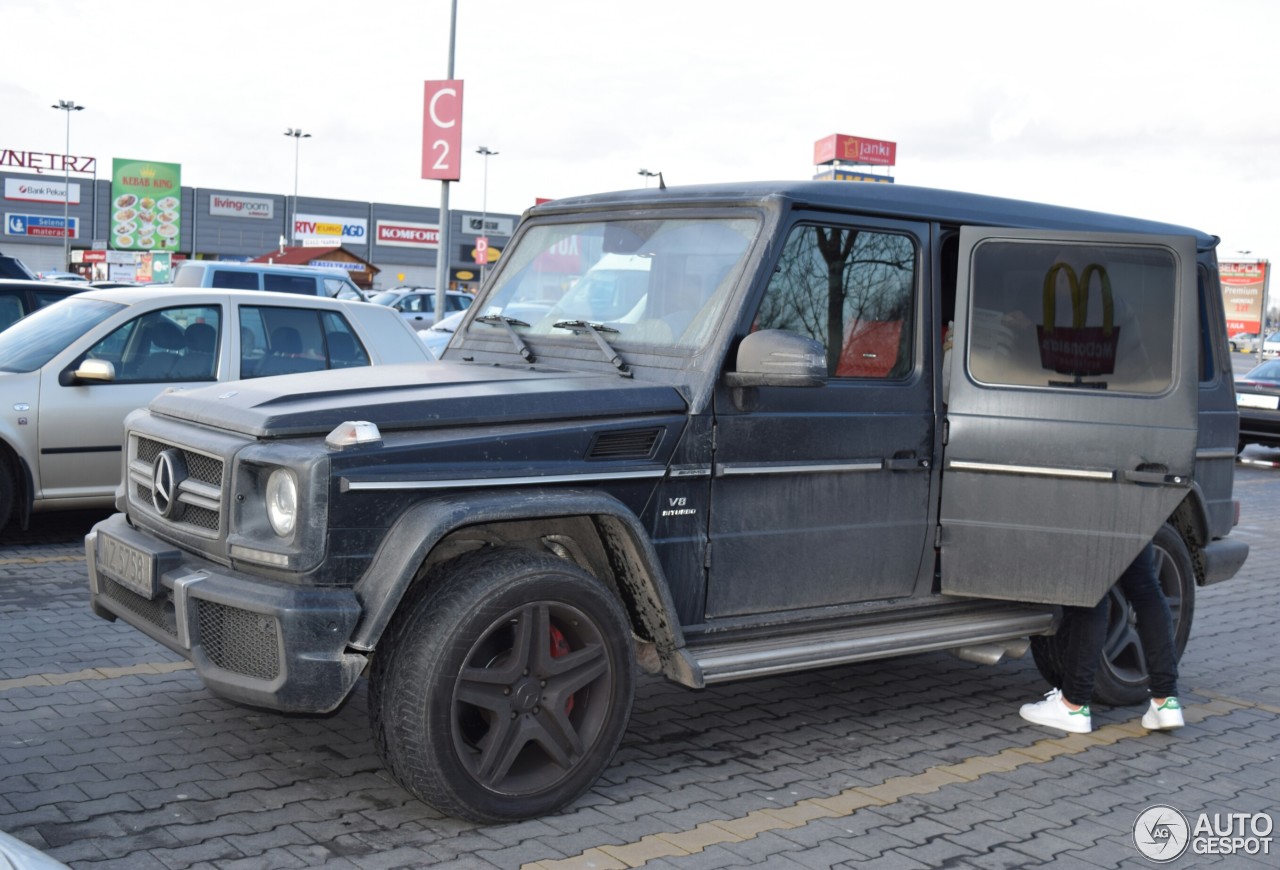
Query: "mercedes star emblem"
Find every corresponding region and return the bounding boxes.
[152,449,188,518]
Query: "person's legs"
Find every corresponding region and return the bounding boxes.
[1117,542,1180,699]
[1020,600,1107,733]
[1117,542,1184,729]
[1059,599,1109,709]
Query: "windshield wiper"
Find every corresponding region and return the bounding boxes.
[475,314,536,362]
[553,320,632,377]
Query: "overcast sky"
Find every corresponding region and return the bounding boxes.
[7,0,1278,262]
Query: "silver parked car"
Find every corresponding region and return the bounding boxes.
[0,287,431,528]
[392,289,474,331]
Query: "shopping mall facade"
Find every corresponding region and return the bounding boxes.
[0,149,517,291]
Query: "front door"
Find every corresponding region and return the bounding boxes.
[38,304,223,500]
[940,227,1200,607]
[705,215,935,618]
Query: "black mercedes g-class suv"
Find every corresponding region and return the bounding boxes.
[87,181,1247,822]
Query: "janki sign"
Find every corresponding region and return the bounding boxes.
[111,158,182,252]
[813,134,897,167]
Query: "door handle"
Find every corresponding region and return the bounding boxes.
[1123,469,1188,486]
[885,456,930,472]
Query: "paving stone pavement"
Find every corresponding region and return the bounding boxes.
[2,452,1279,870]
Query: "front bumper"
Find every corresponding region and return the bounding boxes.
[86,513,365,713]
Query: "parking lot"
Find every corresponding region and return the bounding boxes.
[1,447,1278,869]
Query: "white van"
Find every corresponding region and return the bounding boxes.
[172,261,367,300]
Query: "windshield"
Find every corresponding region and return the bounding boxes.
[468,216,758,352]
[0,297,124,372]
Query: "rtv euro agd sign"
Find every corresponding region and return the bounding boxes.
[1134,805,1273,862]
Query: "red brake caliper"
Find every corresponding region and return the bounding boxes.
[549,624,574,716]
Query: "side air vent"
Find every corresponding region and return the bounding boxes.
[587,428,663,460]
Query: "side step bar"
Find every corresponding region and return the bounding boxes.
[682,605,1055,686]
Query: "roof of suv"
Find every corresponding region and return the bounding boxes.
[535,181,1217,249]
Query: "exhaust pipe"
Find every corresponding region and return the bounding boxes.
[950,637,1031,666]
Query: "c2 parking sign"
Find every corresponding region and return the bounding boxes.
[422,80,463,181]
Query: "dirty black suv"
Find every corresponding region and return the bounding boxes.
[87,181,1248,822]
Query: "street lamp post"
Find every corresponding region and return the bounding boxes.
[52,99,84,269]
[476,146,499,281]
[638,168,660,188]
[284,128,311,246]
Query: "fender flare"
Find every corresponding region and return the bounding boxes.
[347,487,689,662]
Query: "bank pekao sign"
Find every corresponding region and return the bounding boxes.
[209,194,274,219]
[5,178,81,205]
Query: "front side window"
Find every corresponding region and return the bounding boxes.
[476,216,758,351]
[84,305,222,383]
[754,224,916,378]
[968,241,1176,393]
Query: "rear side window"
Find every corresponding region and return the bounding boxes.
[211,269,259,290]
[240,306,369,378]
[968,241,1176,394]
[264,274,319,295]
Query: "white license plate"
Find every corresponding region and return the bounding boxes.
[1237,393,1280,410]
[97,532,159,599]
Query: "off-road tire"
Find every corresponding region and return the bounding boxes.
[369,547,635,823]
[1030,523,1196,707]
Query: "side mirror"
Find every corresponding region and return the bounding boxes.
[62,358,116,386]
[724,329,827,388]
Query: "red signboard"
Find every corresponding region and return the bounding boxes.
[474,236,489,265]
[376,221,439,247]
[814,134,897,167]
[422,80,464,181]
[1220,260,1268,334]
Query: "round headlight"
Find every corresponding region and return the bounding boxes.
[265,469,298,537]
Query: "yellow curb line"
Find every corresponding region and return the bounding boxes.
[0,660,193,692]
[0,554,85,565]
[525,691,1257,870]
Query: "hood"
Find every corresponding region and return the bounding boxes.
[147,361,688,438]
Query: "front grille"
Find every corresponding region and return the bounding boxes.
[196,600,281,681]
[131,435,226,535]
[100,577,178,638]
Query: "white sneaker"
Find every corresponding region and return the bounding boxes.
[1141,697,1185,730]
[1019,688,1092,733]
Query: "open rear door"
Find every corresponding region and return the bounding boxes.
[941,227,1199,607]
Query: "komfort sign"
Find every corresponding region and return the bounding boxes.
[376,220,440,248]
